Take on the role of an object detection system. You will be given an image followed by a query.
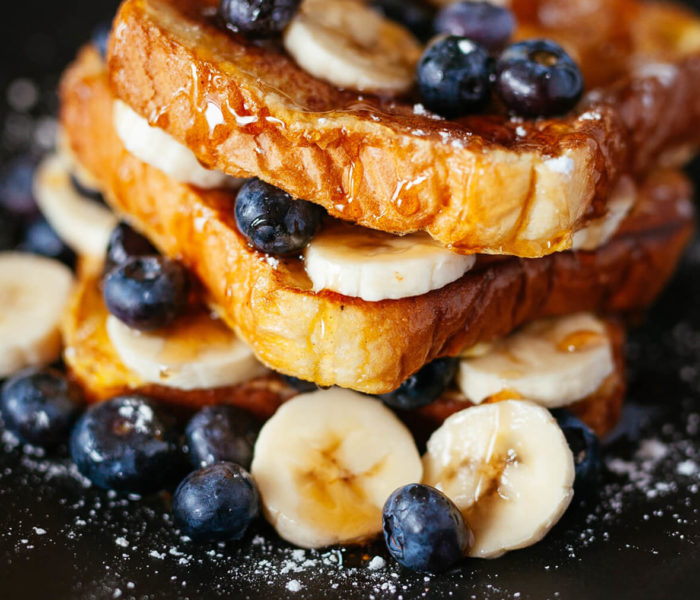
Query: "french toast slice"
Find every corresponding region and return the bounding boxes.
[60,47,694,394]
[62,262,625,438]
[107,0,700,256]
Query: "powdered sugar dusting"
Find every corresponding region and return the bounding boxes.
[634,63,679,87]
[544,155,575,177]
[578,111,602,121]
[677,460,698,476]
[3,397,700,598]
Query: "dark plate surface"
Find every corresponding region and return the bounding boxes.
[2,2,700,599]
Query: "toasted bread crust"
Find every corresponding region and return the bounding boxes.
[60,47,694,394]
[107,0,700,256]
[63,265,625,438]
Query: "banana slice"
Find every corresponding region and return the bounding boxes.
[423,400,575,558]
[55,126,105,195]
[113,100,237,189]
[304,223,476,301]
[460,342,494,359]
[106,312,267,391]
[283,0,422,95]
[457,313,614,407]
[571,177,635,251]
[0,253,74,377]
[251,388,423,548]
[34,153,117,257]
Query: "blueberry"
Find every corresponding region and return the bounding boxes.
[380,358,458,411]
[92,22,111,59]
[104,221,158,276]
[417,36,493,118]
[0,368,83,447]
[0,206,21,250]
[186,405,260,470]
[281,375,318,394]
[219,0,301,37]
[370,0,435,43]
[235,178,325,256]
[69,395,182,493]
[0,156,39,221]
[173,462,259,541]
[103,256,188,331]
[434,1,515,52]
[552,409,601,490]
[70,173,107,205]
[495,39,584,118]
[383,483,471,573]
[21,218,76,267]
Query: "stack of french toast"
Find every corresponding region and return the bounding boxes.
[4,0,700,569]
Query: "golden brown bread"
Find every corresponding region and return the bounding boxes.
[60,47,694,394]
[62,263,625,438]
[107,0,700,256]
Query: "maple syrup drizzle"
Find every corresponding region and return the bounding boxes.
[156,311,236,364]
[556,329,605,353]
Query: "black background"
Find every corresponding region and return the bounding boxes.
[2,1,700,599]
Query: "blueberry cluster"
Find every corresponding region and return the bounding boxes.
[216,0,582,120]
[0,371,264,540]
[68,395,263,540]
[416,1,583,119]
[368,1,583,119]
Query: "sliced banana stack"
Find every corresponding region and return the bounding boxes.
[0,253,74,377]
[423,400,575,558]
[283,0,423,95]
[106,312,267,391]
[113,100,237,189]
[304,223,476,301]
[457,313,614,407]
[251,388,423,548]
[34,153,117,257]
